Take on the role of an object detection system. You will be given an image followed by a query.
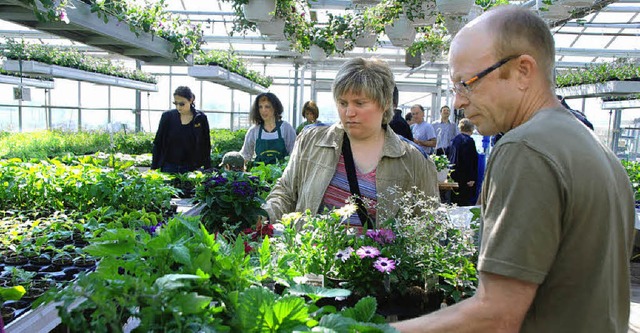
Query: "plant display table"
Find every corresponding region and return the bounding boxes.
[556,80,640,99]
[0,74,54,89]
[0,0,187,65]
[3,60,157,91]
[188,65,268,95]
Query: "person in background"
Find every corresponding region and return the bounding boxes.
[557,95,594,130]
[388,86,414,141]
[151,86,211,173]
[410,104,437,154]
[263,57,439,227]
[405,112,414,126]
[240,92,296,165]
[448,118,478,206]
[219,151,246,172]
[432,105,458,156]
[393,5,634,333]
[296,100,321,134]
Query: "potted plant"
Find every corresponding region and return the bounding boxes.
[193,171,270,236]
[1,285,26,328]
[273,187,478,318]
[19,0,203,61]
[431,154,451,182]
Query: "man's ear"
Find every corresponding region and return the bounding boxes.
[515,55,536,89]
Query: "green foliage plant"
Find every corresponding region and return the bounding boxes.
[36,215,398,332]
[195,50,273,88]
[430,154,451,172]
[556,59,640,88]
[3,39,157,83]
[18,0,203,61]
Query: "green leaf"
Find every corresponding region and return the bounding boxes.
[287,284,351,302]
[271,296,309,331]
[0,285,26,301]
[316,313,357,332]
[171,292,212,314]
[170,243,191,265]
[340,296,377,322]
[154,274,205,291]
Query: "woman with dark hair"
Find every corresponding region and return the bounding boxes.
[240,92,296,165]
[296,100,321,134]
[151,86,211,173]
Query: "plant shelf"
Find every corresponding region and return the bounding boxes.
[0,0,189,65]
[5,298,84,333]
[188,65,268,95]
[3,60,158,91]
[556,80,640,99]
[0,74,54,89]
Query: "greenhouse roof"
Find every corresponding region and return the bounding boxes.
[0,0,638,89]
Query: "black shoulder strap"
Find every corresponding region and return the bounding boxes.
[341,133,373,229]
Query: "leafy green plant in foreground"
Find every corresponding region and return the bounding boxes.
[36,216,398,332]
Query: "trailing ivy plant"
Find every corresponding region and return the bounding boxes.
[17,0,203,61]
[556,59,640,88]
[3,39,157,83]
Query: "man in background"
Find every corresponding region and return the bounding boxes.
[432,105,458,155]
[410,104,436,154]
[389,86,414,141]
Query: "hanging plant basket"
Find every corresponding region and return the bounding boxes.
[351,0,380,6]
[276,41,292,51]
[539,5,570,21]
[354,31,378,48]
[405,1,438,26]
[436,0,475,16]
[385,15,417,47]
[243,0,276,23]
[443,16,466,36]
[405,51,422,68]
[256,17,286,40]
[309,45,328,62]
[558,0,594,7]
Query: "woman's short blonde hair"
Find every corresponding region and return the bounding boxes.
[332,58,395,125]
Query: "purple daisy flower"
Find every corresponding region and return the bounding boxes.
[373,257,396,273]
[356,246,380,259]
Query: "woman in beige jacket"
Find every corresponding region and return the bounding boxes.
[264,58,439,227]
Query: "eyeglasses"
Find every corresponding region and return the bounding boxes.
[173,101,186,107]
[451,55,521,97]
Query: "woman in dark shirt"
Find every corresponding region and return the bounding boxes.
[151,86,211,173]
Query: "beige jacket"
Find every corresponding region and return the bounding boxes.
[264,123,439,224]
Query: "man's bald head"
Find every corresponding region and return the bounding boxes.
[455,6,556,87]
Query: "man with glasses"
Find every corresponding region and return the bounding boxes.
[393,5,634,333]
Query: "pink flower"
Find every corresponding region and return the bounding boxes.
[373,257,396,273]
[356,246,380,259]
[57,9,69,24]
[365,229,396,244]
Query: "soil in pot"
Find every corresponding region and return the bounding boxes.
[4,254,28,266]
[1,306,16,325]
[29,255,52,267]
[73,257,96,268]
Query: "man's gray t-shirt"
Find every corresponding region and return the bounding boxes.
[479,107,635,333]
